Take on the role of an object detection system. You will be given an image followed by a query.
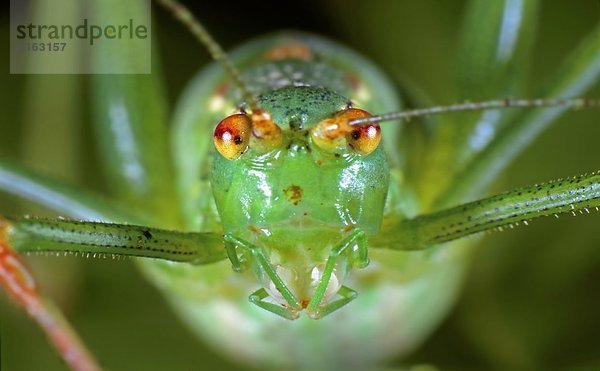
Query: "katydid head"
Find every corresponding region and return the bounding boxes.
[213,85,383,159]
[210,85,389,318]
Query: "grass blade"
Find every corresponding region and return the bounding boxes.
[438,26,600,206]
[90,0,178,225]
[418,0,539,206]
[0,159,140,223]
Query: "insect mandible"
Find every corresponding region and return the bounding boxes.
[0,0,596,371]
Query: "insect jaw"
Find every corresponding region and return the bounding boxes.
[223,229,369,320]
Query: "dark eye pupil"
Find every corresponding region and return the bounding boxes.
[233,136,243,145]
[351,130,360,140]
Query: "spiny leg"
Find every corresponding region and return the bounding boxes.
[373,171,600,250]
[3,217,226,263]
[0,217,227,369]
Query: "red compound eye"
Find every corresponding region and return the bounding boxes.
[213,114,252,160]
[346,122,381,156]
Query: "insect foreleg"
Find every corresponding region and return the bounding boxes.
[374,171,599,250]
[2,217,226,265]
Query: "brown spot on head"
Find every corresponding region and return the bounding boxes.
[283,185,304,205]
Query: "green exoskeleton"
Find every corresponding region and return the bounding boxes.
[0,0,598,370]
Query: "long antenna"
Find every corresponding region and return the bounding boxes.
[349,98,599,125]
[155,0,260,111]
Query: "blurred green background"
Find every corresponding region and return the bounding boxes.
[0,0,598,370]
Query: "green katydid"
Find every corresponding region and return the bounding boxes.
[0,0,598,370]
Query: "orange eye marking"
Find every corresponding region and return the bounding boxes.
[264,42,313,61]
[311,108,381,155]
[213,114,252,160]
[250,109,283,150]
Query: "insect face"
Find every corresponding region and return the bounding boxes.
[210,85,388,318]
